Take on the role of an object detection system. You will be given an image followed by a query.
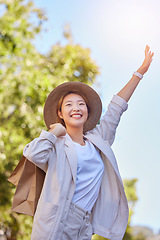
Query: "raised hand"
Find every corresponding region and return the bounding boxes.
[138,45,154,75]
[117,45,154,102]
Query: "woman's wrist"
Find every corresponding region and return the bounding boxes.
[133,71,143,79]
[137,65,148,75]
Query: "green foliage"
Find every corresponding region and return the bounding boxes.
[123,179,138,240]
[92,235,109,240]
[0,0,99,239]
[133,232,146,240]
[132,226,154,240]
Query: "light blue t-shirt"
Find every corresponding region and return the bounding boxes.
[72,140,104,211]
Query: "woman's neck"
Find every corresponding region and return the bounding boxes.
[66,127,85,146]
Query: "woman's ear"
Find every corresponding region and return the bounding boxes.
[58,110,63,119]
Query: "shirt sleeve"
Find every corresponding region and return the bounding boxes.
[92,95,128,146]
[23,130,57,172]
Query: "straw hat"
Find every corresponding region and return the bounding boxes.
[44,82,102,132]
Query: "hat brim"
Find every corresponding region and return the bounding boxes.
[44,82,102,132]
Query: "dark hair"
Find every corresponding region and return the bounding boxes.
[56,91,90,127]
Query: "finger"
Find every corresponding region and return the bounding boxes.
[145,45,149,55]
[49,124,55,128]
[148,52,154,60]
[150,54,154,62]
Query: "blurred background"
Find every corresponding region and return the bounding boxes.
[0,0,159,239]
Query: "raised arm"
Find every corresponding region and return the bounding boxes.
[91,46,154,145]
[117,45,154,102]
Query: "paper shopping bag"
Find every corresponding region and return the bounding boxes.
[8,155,26,186]
[8,156,45,216]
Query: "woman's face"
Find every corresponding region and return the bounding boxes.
[58,93,88,130]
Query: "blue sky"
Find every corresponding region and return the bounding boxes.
[33,0,160,233]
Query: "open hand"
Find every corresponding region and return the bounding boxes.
[138,45,154,75]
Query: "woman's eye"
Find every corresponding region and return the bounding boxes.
[79,103,85,105]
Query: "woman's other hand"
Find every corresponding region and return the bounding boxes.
[49,123,66,137]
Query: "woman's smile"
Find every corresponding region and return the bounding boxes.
[70,113,83,119]
[58,93,88,130]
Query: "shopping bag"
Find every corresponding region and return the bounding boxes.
[8,156,45,216]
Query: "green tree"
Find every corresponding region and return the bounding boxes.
[133,232,146,240]
[123,179,138,240]
[0,0,99,239]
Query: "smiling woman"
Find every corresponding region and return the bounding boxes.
[10,43,154,239]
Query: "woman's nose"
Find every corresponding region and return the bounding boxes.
[73,104,80,111]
